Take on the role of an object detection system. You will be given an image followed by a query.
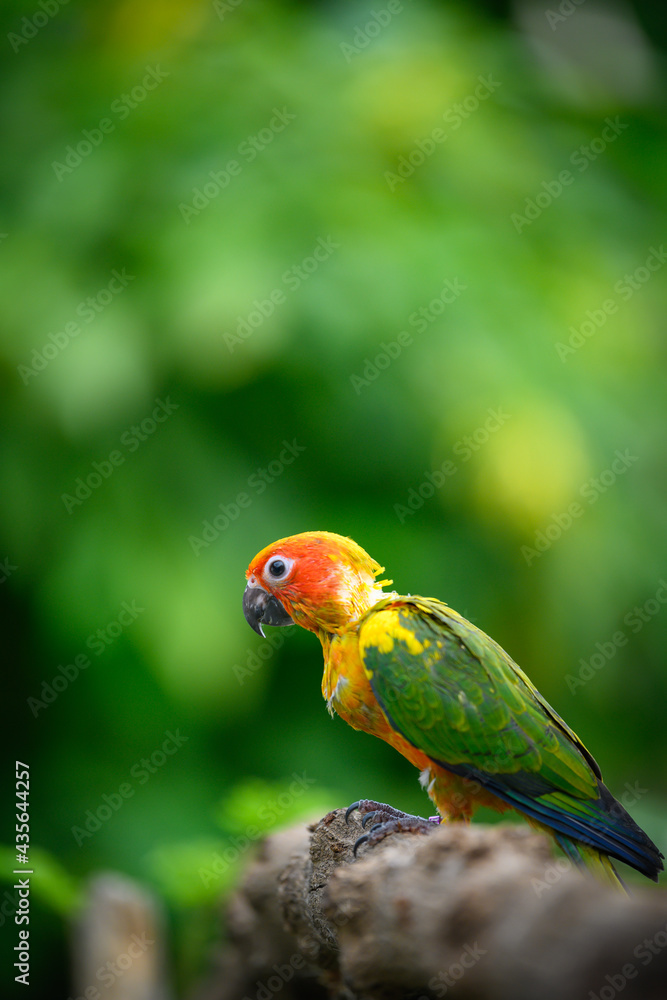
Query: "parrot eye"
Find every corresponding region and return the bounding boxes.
[265,556,293,582]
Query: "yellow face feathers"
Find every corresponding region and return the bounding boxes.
[245,531,392,635]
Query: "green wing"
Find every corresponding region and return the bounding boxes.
[358,596,600,801]
[358,596,663,879]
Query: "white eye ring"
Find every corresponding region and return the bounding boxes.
[264,555,294,583]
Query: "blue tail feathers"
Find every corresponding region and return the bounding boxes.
[437,760,664,881]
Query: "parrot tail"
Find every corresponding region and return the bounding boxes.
[556,834,628,893]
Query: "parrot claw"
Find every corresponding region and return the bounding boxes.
[344,799,438,857]
[355,815,435,854]
[345,798,404,824]
[345,801,362,824]
[352,834,370,856]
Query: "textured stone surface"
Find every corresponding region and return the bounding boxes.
[193,812,667,1000]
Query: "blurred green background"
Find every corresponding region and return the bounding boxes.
[1,0,666,995]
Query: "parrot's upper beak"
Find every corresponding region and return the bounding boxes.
[243,582,294,637]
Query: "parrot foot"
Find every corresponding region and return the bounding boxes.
[345,800,439,856]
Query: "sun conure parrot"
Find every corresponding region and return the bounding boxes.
[243,531,663,888]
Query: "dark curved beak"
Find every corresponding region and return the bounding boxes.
[243,584,294,637]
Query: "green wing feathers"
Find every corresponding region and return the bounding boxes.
[360,597,598,796]
[359,596,663,881]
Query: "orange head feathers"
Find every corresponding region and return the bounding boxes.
[243,531,391,636]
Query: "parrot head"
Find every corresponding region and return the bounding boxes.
[243,531,391,637]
